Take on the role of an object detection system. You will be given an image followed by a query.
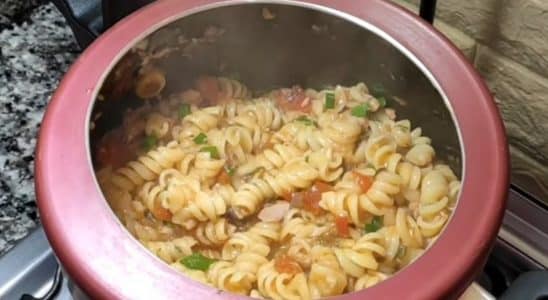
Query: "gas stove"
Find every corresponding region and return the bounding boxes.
[0,188,546,300]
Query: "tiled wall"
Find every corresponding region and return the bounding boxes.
[392,0,548,202]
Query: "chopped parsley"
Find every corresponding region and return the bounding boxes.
[370,84,385,98]
[396,245,407,259]
[395,124,409,131]
[142,135,157,151]
[365,216,383,233]
[295,116,317,126]
[225,166,236,177]
[180,253,216,271]
[200,146,220,159]
[351,104,369,118]
[193,133,208,144]
[324,92,335,109]
[179,103,191,119]
[377,96,387,108]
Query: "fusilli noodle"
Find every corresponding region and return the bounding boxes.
[96,78,461,299]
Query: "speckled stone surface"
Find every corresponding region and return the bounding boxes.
[0,3,79,256]
[0,0,42,27]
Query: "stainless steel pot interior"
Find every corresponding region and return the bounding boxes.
[89,2,462,175]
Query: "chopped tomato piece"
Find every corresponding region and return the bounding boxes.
[153,201,172,221]
[335,215,350,237]
[275,86,311,112]
[217,169,231,185]
[289,192,304,208]
[195,76,220,104]
[282,191,293,202]
[312,181,333,193]
[96,130,133,169]
[274,255,303,275]
[303,189,322,215]
[354,171,374,193]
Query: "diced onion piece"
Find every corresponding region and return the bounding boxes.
[258,201,290,222]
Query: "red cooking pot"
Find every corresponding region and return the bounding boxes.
[35,0,509,299]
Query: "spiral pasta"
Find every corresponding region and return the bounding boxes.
[145,112,171,138]
[110,142,185,191]
[218,77,252,100]
[305,148,344,182]
[257,261,311,300]
[405,127,435,167]
[173,106,222,142]
[172,190,228,229]
[318,111,362,155]
[386,155,422,191]
[396,207,424,248]
[236,98,283,131]
[352,271,390,291]
[271,121,332,153]
[144,236,197,263]
[308,246,347,298]
[171,263,209,285]
[281,209,321,240]
[188,151,225,186]
[364,171,402,211]
[417,170,450,237]
[237,144,303,176]
[364,134,397,170]
[319,190,362,225]
[207,126,255,164]
[222,222,281,260]
[231,159,319,218]
[195,219,236,246]
[208,252,268,295]
[96,78,461,299]
[334,233,386,277]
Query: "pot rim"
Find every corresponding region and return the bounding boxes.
[36,0,509,299]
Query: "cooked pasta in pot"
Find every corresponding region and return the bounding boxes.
[95,75,461,299]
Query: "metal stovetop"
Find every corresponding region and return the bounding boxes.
[0,188,546,300]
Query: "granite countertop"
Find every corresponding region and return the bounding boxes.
[0,2,80,256]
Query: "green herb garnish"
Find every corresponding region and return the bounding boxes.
[179,103,191,119]
[180,253,216,271]
[225,166,236,177]
[396,245,407,259]
[351,104,369,118]
[201,146,220,159]
[142,135,157,151]
[324,92,335,109]
[193,133,208,145]
[377,96,387,108]
[370,84,385,98]
[295,116,317,126]
[395,124,409,131]
[365,216,383,233]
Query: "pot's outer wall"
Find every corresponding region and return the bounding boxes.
[35,1,509,300]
